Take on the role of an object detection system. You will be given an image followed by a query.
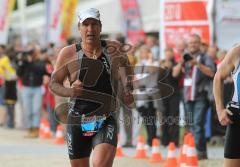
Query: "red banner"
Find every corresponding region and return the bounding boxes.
[120,0,145,44]
[160,0,211,55]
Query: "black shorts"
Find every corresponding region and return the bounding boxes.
[66,115,118,160]
[224,105,240,158]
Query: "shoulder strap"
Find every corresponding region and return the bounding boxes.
[76,43,82,52]
[75,43,84,80]
[101,40,107,47]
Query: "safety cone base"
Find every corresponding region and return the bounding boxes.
[116,148,125,157]
[149,154,162,163]
[54,138,65,145]
[134,150,148,159]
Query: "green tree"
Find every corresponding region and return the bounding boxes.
[14,0,44,10]
[27,0,44,6]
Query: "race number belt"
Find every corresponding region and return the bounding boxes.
[227,101,240,115]
[80,115,106,136]
[226,101,240,124]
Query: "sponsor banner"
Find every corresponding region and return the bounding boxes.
[160,0,211,58]
[120,0,145,44]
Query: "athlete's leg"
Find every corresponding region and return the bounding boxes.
[91,115,118,167]
[70,158,90,167]
[92,143,116,167]
[67,115,92,167]
[224,159,240,167]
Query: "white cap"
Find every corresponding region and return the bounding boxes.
[78,8,100,23]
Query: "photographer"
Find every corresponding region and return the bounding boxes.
[16,43,50,138]
[174,34,216,160]
[159,48,180,147]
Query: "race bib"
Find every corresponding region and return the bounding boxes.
[81,116,106,136]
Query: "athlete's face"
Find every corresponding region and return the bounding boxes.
[78,18,102,44]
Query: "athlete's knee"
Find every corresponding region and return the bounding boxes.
[92,151,115,167]
[92,157,109,167]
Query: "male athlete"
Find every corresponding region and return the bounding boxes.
[49,8,134,167]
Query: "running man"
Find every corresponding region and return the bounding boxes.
[49,8,134,167]
[213,44,240,167]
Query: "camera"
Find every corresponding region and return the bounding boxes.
[22,49,34,57]
[183,53,193,62]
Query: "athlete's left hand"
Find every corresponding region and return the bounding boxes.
[217,108,233,126]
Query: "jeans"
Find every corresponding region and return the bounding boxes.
[22,86,43,128]
[47,104,58,133]
[0,86,5,105]
[6,104,14,128]
[137,101,157,146]
[185,99,208,152]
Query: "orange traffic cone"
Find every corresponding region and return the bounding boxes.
[179,134,191,167]
[149,138,163,163]
[116,134,124,157]
[43,120,52,139]
[187,132,194,139]
[54,125,65,144]
[134,135,148,159]
[164,142,178,167]
[186,137,198,167]
[39,118,47,139]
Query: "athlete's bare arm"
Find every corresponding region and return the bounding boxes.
[49,45,83,97]
[213,45,240,125]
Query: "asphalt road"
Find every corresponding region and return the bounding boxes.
[0,127,224,167]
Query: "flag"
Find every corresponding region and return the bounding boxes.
[45,0,64,43]
[60,0,78,40]
[0,0,15,44]
[120,0,145,44]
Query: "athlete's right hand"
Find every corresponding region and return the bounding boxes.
[217,108,233,126]
[70,80,83,97]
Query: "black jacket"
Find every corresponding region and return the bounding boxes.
[17,59,48,87]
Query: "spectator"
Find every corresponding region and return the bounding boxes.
[208,45,220,65]
[146,36,159,61]
[160,47,181,146]
[174,39,186,63]
[16,43,50,138]
[135,45,157,147]
[0,45,17,128]
[178,34,216,159]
